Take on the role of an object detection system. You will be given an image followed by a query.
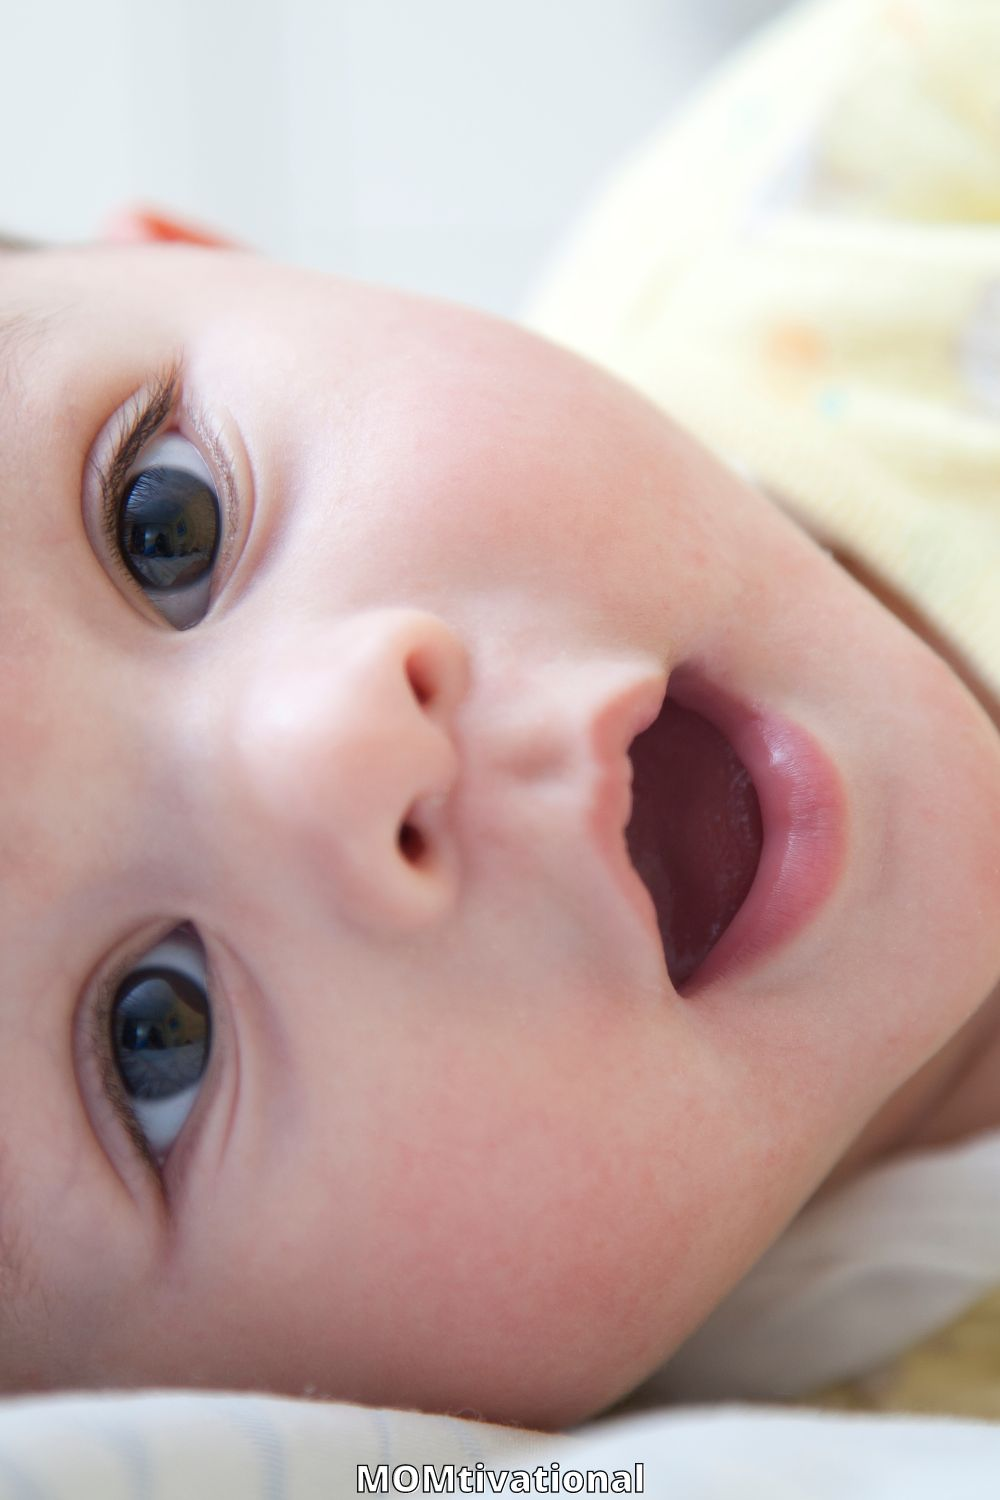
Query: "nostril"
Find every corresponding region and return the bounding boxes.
[398,819,427,865]
[403,625,469,716]
[405,650,434,707]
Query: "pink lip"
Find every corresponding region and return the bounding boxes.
[666,669,850,995]
[588,674,668,945]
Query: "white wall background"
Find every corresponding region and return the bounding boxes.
[1,0,789,318]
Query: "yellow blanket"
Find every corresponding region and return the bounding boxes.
[524,0,1000,708]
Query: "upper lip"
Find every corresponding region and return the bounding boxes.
[449,654,668,941]
[589,669,669,767]
[586,668,668,941]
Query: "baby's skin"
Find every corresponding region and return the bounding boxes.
[0,214,998,1429]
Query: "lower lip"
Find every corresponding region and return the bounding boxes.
[666,671,850,996]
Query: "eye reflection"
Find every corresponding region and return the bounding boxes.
[113,967,209,1099]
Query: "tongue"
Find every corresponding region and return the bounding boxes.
[625,700,763,987]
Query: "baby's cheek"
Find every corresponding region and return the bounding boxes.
[358,1063,680,1427]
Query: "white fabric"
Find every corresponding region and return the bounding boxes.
[635,1126,1000,1404]
[6,1135,1000,1497]
[6,1390,1000,1499]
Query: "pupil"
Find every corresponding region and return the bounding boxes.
[112,966,211,1102]
[118,466,219,593]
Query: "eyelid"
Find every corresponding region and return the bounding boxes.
[90,363,242,624]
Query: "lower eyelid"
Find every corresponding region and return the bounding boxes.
[157,932,237,1210]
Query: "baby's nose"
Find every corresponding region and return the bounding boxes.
[224,608,469,936]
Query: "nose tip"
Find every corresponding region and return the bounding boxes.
[231,608,469,936]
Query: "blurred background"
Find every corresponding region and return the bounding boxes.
[1,0,791,318]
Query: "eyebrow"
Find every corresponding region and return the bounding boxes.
[0,307,55,397]
[0,230,62,372]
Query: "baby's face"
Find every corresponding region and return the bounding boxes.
[1,244,998,1428]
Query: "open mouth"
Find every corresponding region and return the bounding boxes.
[625,684,764,989]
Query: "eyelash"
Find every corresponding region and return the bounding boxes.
[96,364,182,593]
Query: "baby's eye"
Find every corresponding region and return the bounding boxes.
[108,926,212,1160]
[114,433,221,629]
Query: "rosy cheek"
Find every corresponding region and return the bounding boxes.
[356,1066,685,1426]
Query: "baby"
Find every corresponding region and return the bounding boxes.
[0,203,996,1431]
[1,1,999,1431]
